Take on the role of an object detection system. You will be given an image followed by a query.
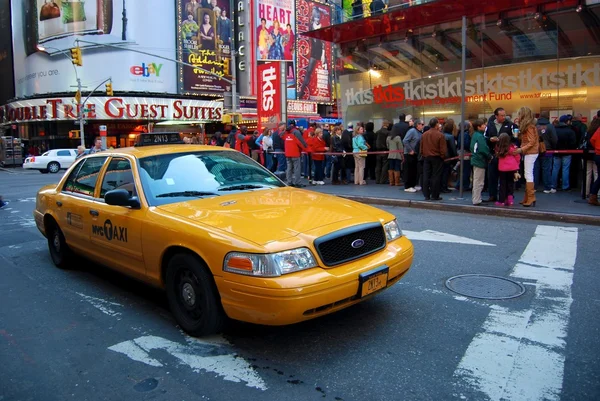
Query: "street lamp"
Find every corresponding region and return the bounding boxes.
[36,44,86,147]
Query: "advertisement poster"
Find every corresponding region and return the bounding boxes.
[12,0,177,97]
[255,0,295,62]
[257,62,281,130]
[0,0,15,104]
[296,0,332,102]
[177,0,233,95]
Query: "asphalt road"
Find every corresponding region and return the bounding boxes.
[1,170,598,401]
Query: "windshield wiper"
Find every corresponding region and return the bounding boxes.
[218,184,271,191]
[156,191,219,198]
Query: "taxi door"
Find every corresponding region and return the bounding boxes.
[87,156,146,279]
[55,156,108,253]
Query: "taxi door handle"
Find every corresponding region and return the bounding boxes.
[56,201,62,207]
[89,210,99,217]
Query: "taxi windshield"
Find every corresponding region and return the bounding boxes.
[138,150,284,206]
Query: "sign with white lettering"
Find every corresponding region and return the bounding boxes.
[0,97,223,123]
[287,100,318,114]
[257,62,281,130]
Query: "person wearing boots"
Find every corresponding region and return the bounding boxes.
[511,107,539,207]
[386,122,403,187]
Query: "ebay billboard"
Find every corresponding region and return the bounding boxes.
[11,0,177,98]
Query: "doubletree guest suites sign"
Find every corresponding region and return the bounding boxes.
[0,97,223,124]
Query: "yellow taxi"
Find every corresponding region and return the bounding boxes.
[34,133,414,336]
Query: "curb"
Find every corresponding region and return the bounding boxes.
[339,195,600,226]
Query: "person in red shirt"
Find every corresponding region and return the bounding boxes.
[311,128,328,185]
[283,120,308,187]
[234,125,253,156]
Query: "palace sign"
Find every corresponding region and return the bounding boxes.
[0,97,223,124]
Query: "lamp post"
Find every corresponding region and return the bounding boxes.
[36,44,85,147]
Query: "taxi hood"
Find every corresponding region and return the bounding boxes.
[155,187,378,245]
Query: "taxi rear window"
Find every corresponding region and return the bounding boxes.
[138,151,284,206]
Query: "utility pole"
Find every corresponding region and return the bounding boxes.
[77,77,84,147]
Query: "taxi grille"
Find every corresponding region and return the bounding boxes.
[314,223,386,267]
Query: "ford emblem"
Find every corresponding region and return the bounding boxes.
[351,239,365,249]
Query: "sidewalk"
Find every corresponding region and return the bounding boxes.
[305,178,600,226]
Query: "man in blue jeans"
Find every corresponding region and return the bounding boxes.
[271,122,287,176]
[537,111,558,193]
[483,108,515,202]
[553,115,577,191]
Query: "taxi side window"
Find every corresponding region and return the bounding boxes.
[100,158,135,198]
[63,157,107,196]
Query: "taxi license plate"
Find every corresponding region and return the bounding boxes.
[358,266,389,298]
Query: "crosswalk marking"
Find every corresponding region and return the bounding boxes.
[454,225,578,401]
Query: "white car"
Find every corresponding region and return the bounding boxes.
[23,149,78,174]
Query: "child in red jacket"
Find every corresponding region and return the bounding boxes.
[495,132,521,206]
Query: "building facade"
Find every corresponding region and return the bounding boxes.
[306,0,600,127]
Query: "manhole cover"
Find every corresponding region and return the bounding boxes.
[445,274,525,300]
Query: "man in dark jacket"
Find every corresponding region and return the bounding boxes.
[375,120,390,184]
[271,121,287,174]
[391,114,410,141]
[537,111,558,193]
[420,118,447,201]
[341,123,354,182]
[552,115,577,191]
[483,107,515,202]
[364,122,376,180]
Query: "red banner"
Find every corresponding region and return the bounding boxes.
[257,62,281,130]
[296,0,332,102]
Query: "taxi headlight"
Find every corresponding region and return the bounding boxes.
[384,219,402,241]
[223,248,318,277]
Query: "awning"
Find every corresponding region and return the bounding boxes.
[301,0,566,44]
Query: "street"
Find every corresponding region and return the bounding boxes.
[0,170,599,401]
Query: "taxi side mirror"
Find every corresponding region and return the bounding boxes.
[105,189,141,209]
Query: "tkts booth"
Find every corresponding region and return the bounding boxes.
[0,97,224,150]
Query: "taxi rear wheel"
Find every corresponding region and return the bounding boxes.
[48,223,72,268]
[165,253,225,336]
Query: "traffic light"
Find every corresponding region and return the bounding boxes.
[70,47,82,66]
[105,82,113,96]
[74,90,81,104]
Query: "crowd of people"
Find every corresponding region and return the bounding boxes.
[218,108,600,207]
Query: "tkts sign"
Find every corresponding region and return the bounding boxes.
[257,62,281,130]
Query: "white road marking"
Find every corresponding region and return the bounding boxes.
[403,230,495,246]
[17,197,36,202]
[108,335,267,390]
[76,292,123,318]
[454,225,578,401]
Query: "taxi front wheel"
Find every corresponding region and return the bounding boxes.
[165,253,226,336]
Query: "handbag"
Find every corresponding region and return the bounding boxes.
[40,0,61,21]
[359,150,368,157]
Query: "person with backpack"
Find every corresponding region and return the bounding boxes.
[536,111,558,193]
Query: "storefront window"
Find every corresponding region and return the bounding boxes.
[336,1,600,127]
